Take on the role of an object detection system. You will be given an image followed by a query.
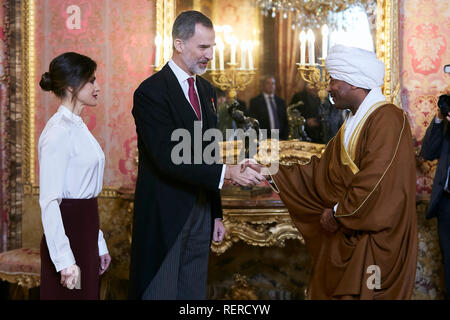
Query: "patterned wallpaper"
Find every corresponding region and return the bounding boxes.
[399,0,450,197]
[34,0,155,189]
[33,0,449,195]
[0,0,7,252]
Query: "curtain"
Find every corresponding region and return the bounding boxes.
[275,13,304,105]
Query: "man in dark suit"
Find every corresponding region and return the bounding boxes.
[248,76,289,140]
[421,105,450,298]
[129,11,264,300]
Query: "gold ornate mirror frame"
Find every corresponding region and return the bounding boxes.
[18,0,399,194]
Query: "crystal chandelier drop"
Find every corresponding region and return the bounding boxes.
[253,0,375,30]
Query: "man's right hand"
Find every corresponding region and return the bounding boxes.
[239,159,272,179]
[225,164,265,186]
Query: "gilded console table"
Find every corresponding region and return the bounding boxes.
[211,187,303,255]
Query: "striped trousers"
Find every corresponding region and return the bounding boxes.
[142,191,211,300]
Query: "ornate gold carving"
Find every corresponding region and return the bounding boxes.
[223,274,258,300]
[22,0,35,187]
[256,139,325,166]
[297,58,330,102]
[210,66,256,100]
[211,209,303,255]
[0,272,40,289]
[376,0,400,104]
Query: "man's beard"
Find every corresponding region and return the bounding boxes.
[188,60,208,75]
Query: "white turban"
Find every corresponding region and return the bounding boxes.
[325,45,385,90]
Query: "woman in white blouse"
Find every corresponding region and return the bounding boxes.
[38,52,111,300]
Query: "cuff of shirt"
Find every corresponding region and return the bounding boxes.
[218,164,226,189]
[53,251,76,272]
[333,203,339,215]
[98,232,109,256]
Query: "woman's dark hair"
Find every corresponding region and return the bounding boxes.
[39,52,97,102]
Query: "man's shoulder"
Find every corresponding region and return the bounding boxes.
[375,103,404,117]
[135,65,175,96]
[368,103,405,127]
[249,94,263,103]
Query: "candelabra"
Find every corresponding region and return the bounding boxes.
[209,63,256,100]
[297,59,330,102]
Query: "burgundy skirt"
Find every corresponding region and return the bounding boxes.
[40,198,100,300]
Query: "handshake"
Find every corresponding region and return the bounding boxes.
[224,159,271,187]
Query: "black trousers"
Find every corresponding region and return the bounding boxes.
[437,192,450,299]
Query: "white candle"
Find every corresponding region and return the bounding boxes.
[307,29,315,65]
[299,30,306,65]
[247,41,254,70]
[321,24,329,59]
[230,36,238,65]
[240,40,247,69]
[211,45,216,70]
[154,33,162,66]
[217,38,225,70]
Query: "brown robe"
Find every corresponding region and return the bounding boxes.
[272,103,418,299]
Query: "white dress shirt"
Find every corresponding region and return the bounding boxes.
[38,105,109,272]
[343,87,386,149]
[263,93,277,130]
[168,59,226,189]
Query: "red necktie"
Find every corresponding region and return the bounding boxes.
[187,77,201,120]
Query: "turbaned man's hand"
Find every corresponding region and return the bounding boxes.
[320,208,339,234]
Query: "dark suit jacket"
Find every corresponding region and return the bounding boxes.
[129,64,222,299]
[421,118,450,219]
[248,94,288,140]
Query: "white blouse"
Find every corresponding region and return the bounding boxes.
[38,105,108,272]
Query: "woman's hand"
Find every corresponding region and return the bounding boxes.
[60,264,80,289]
[99,253,111,275]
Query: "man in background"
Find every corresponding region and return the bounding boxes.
[248,76,288,140]
[421,93,450,299]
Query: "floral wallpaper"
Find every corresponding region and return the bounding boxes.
[399,0,450,198]
[34,0,155,189]
[399,0,450,299]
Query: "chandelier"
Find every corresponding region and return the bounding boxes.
[253,0,375,30]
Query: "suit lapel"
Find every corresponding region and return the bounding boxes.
[161,64,197,135]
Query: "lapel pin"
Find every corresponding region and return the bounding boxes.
[211,97,216,113]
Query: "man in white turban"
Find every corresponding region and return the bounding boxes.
[249,45,418,299]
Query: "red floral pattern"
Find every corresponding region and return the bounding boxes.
[407,24,446,76]
[34,0,155,189]
[399,0,450,196]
